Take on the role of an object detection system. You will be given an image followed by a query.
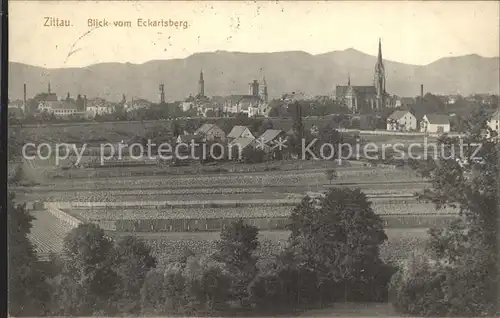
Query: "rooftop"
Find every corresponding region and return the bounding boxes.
[259,129,284,144]
[388,110,412,120]
[424,114,450,125]
[228,125,251,139]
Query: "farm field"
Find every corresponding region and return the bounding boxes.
[28,208,437,264]
[13,179,428,195]
[66,199,458,221]
[28,210,74,260]
[110,228,430,267]
[12,186,428,204]
[19,168,423,191]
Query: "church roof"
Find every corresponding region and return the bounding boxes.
[352,86,377,94]
[336,85,377,96]
[335,86,349,97]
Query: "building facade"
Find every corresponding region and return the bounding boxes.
[386,110,418,131]
[420,114,451,134]
[86,98,115,118]
[222,78,269,117]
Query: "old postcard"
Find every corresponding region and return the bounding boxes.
[7,1,500,317]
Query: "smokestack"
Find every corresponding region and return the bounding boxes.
[23,84,27,113]
[159,84,165,104]
[84,95,87,110]
[419,84,424,109]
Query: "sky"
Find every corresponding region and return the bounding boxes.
[9,1,500,68]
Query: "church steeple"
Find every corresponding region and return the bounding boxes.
[377,38,383,64]
[198,69,205,97]
[374,38,386,97]
[373,38,386,109]
[347,73,351,86]
[48,82,51,94]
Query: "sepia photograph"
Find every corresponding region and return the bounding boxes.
[6,1,500,316]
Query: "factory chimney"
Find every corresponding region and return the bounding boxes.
[159,84,165,104]
[420,84,424,107]
[23,84,27,113]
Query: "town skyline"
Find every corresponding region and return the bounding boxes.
[10,1,499,68]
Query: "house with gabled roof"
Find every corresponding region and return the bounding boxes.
[256,129,286,153]
[228,137,256,160]
[227,125,255,140]
[420,114,451,134]
[194,123,226,141]
[386,110,417,131]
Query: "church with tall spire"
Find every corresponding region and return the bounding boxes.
[335,38,391,113]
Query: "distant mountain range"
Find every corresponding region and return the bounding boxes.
[8,49,499,102]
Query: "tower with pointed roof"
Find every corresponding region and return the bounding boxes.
[374,38,386,107]
[259,76,268,102]
[198,70,205,97]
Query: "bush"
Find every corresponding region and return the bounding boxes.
[390,220,497,317]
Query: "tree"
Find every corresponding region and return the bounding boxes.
[242,147,266,164]
[213,220,260,306]
[287,188,391,304]
[391,108,499,316]
[8,193,53,316]
[52,223,119,315]
[248,250,319,312]
[183,255,232,314]
[111,236,157,314]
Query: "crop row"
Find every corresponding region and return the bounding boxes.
[45,171,423,191]
[69,206,293,221]
[68,200,457,223]
[16,186,428,205]
[27,211,74,255]
[136,229,428,267]
[50,160,381,179]
[25,188,270,203]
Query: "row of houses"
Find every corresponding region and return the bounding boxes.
[387,108,500,136]
[386,110,451,133]
[174,123,289,157]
